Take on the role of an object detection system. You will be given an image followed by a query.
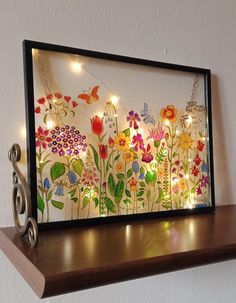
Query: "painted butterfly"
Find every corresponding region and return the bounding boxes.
[78,85,100,104]
[140,103,155,126]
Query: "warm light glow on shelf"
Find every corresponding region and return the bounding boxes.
[110,95,119,105]
[71,61,82,73]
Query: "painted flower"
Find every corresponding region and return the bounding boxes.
[115,161,125,173]
[200,175,209,188]
[67,171,77,184]
[127,110,141,129]
[132,161,140,173]
[37,97,45,105]
[55,184,64,196]
[35,106,41,114]
[193,154,202,166]
[160,105,177,122]
[196,186,202,195]
[141,144,153,163]
[35,126,52,149]
[191,166,200,177]
[132,133,144,152]
[72,100,78,108]
[147,123,165,142]
[99,145,108,160]
[122,150,134,163]
[64,96,71,103]
[197,140,205,152]
[172,184,179,194]
[108,136,115,148]
[157,167,164,177]
[46,94,53,100]
[54,92,63,99]
[81,167,99,187]
[179,178,187,190]
[43,178,50,190]
[90,115,103,136]
[128,177,138,191]
[48,125,87,156]
[179,132,193,151]
[115,132,130,151]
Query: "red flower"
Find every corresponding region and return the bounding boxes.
[193,154,202,166]
[64,96,71,103]
[197,140,205,152]
[37,97,45,105]
[46,94,53,100]
[54,92,62,99]
[72,100,78,108]
[99,145,108,160]
[91,115,103,136]
[108,136,115,148]
[141,144,153,163]
[191,166,200,177]
[35,126,52,149]
[35,106,41,114]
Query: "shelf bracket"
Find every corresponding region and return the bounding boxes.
[8,143,38,248]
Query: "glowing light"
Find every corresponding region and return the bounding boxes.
[188,158,192,162]
[52,98,57,104]
[114,114,118,118]
[164,120,170,126]
[201,137,206,141]
[39,160,44,164]
[176,129,180,135]
[111,95,119,105]
[172,178,179,184]
[20,125,26,139]
[189,204,194,209]
[139,128,144,133]
[187,115,193,124]
[184,174,190,180]
[96,112,104,119]
[71,61,82,73]
[46,120,55,129]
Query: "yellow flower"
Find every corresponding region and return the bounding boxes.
[179,132,193,150]
[115,132,130,151]
[115,161,125,173]
[122,150,134,163]
[179,178,187,190]
[157,167,164,177]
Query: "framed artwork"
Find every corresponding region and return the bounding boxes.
[23,40,215,229]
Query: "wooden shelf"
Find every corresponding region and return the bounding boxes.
[1,205,236,298]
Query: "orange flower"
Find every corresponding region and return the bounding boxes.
[128,177,138,192]
[160,105,177,122]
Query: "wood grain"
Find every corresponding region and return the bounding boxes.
[1,205,236,298]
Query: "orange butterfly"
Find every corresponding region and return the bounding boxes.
[78,85,100,104]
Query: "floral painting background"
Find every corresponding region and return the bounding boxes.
[32,49,211,223]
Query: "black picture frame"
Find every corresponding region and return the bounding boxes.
[23,40,215,230]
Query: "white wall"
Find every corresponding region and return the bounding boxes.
[0,0,236,302]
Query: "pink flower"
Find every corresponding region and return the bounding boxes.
[127,110,141,129]
[141,144,153,163]
[81,167,99,187]
[172,184,179,194]
[147,123,164,141]
[132,133,144,151]
[196,186,202,195]
[201,175,208,188]
[35,126,52,149]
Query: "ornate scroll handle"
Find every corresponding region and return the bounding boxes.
[8,144,38,248]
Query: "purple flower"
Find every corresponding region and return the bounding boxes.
[127,110,141,129]
[200,175,209,188]
[196,186,202,195]
[68,171,77,184]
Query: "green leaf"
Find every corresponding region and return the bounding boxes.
[127,168,133,178]
[37,191,45,214]
[191,187,196,194]
[71,197,78,203]
[114,179,125,204]
[146,189,151,199]
[94,197,99,207]
[104,197,116,213]
[123,199,132,206]
[51,200,64,209]
[122,128,130,137]
[89,144,100,172]
[108,173,116,196]
[125,189,131,198]
[137,197,144,201]
[46,190,53,201]
[43,114,47,125]
[137,191,144,197]
[83,187,90,194]
[139,182,146,187]
[68,188,76,198]
[116,173,125,179]
[50,162,65,182]
[156,188,164,204]
[106,150,115,173]
[82,196,90,208]
[72,159,84,176]
[114,154,120,161]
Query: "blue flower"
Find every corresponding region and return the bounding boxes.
[139,173,145,180]
[132,161,139,173]
[43,178,50,190]
[55,184,64,196]
[68,171,77,184]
